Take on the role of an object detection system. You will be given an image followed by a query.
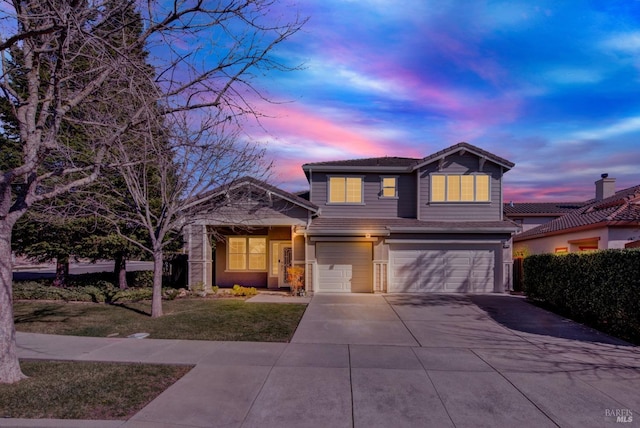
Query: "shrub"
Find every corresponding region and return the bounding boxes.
[128,270,154,288]
[230,284,258,297]
[12,281,154,303]
[190,282,207,297]
[163,288,180,300]
[524,249,640,343]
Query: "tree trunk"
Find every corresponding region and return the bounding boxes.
[114,252,128,289]
[53,255,69,287]
[151,249,163,318]
[0,222,27,383]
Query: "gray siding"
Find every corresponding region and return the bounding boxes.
[310,172,416,218]
[212,226,291,288]
[199,197,309,226]
[418,153,503,221]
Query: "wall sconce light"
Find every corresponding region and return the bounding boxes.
[502,242,511,249]
[365,233,371,238]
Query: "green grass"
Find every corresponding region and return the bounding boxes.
[14,299,307,342]
[0,360,192,419]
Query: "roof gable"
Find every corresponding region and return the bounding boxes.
[189,176,319,214]
[413,142,515,171]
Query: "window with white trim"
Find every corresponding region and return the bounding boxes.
[227,236,267,271]
[328,176,363,203]
[380,176,397,198]
[431,174,490,202]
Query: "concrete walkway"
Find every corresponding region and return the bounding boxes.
[5,294,640,427]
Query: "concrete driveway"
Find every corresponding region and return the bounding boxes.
[289,293,639,428]
[10,293,640,428]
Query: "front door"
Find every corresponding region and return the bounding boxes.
[279,245,293,287]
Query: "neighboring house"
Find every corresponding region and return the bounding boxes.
[186,142,519,293]
[504,201,586,233]
[509,175,640,255]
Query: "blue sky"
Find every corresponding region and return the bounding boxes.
[244,0,640,201]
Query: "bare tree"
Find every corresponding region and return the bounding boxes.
[0,0,305,383]
[85,111,270,318]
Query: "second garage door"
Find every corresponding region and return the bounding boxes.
[316,242,372,293]
[389,245,495,293]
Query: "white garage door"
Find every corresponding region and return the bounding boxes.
[317,242,372,293]
[389,246,495,293]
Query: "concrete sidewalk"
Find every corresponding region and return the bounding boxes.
[5,294,640,427]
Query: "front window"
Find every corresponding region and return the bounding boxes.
[380,177,397,198]
[329,176,363,203]
[227,236,267,271]
[431,174,490,202]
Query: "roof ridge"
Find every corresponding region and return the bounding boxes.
[606,201,630,221]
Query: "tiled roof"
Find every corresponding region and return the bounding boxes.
[302,142,515,171]
[503,202,587,215]
[514,184,640,241]
[303,156,419,168]
[192,176,319,212]
[306,217,517,233]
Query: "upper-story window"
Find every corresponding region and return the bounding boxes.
[328,176,363,204]
[227,236,267,271]
[431,174,490,202]
[380,176,397,198]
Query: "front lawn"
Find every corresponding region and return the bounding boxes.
[14,299,307,342]
[0,360,191,420]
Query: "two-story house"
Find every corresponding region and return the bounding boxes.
[186,142,518,294]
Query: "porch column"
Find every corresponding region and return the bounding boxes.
[187,224,213,290]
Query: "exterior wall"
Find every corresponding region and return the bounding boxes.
[309,172,416,218]
[198,199,310,226]
[293,234,306,261]
[609,227,640,249]
[513,227,609,256]
[418,153,503,221]
[213,226,292,288]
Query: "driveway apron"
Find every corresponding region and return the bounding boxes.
[291,293,419,346]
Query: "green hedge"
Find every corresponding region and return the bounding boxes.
[64,271,155,288]
[13,281,154,303]
[524,249,640,343]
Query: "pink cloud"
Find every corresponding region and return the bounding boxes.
[254,103,410,161]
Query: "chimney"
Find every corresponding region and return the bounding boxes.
[595,173,616,200]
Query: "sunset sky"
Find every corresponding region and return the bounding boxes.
[242,0,640,202]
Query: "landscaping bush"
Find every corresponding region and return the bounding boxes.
[13,281,154,303]
[524,249,640,343]
[230,284,258,297]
